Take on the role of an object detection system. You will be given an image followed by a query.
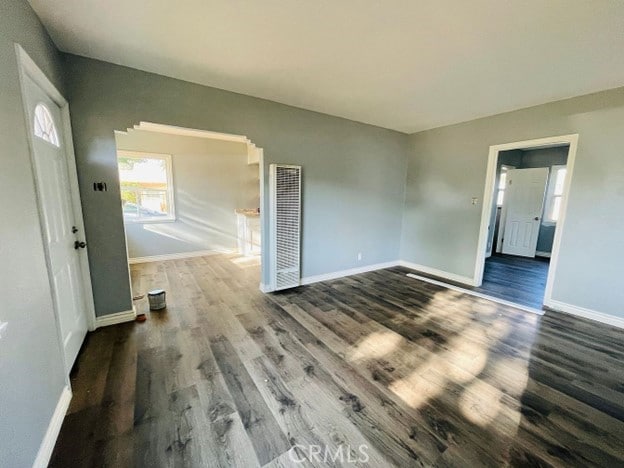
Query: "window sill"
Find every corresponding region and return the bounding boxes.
[541,221,557,227]
[123,217,176,224]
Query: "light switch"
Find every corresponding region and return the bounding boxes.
[0,321,7,340]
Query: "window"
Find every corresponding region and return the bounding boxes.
[33,103,59,147]
[496,165,514,207]
[117,152,175,222]
[545,165,567,223]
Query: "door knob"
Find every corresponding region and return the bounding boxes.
[74,240,87,250]
[534,217,540,221]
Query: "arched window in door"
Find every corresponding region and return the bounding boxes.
[33,103,60,147]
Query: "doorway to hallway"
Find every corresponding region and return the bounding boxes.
[475,134,578,312]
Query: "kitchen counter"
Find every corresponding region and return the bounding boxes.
[236,209,261,255]
[235,208,260,218]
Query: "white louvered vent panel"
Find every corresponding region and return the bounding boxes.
[270,164,301,291]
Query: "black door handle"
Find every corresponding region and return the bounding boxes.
[74,241,87,250]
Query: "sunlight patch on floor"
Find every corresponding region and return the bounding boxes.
[421,289,474,326]
[388,370,441,409]
[322,273,541,444]
[444,338,489,382]
[229,254,261,267]
[347,331,403,363]
[489,358,530,398]
[459,380,504,427]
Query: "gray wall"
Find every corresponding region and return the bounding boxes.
[0,1,69,466]
[402,87,624,318]
[536,225,555,254]
[520,146,569,168]
[63,54,408,316]
[115,130,258,258]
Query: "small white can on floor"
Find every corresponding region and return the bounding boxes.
[148,289,166,310]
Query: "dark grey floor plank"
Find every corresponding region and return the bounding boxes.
[50,253,624,468]
[210,334,291,465]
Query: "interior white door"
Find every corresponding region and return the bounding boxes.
[502,168,549,257]
[23,74,88,371]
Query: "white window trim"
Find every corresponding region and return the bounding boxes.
[117,150,176,223]
[496,164,515,207]
[542,164,566,226]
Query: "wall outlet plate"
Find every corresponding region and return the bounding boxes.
[0,321,8,340]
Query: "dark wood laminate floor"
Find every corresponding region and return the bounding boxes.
[50,254,624,467]
[476,255,550,309]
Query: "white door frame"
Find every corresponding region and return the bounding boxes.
[474,134,579,306]
[15,44,97,334]
[486,163,515,258]
[494,165,517,255]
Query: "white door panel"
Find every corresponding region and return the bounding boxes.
[502,168,548,257]
[23,74,88,371]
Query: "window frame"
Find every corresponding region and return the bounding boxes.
[543,164,567,225]
[496,165,515,207]
[117,150,176,223]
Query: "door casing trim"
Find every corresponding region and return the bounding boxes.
[475,133,579,308]
[15,44,97,369]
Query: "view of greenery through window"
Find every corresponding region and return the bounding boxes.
[118,156,173,221]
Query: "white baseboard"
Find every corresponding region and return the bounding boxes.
[259,283,273,293]
[545,299,624,329]
[263,257,624,331]
[535,251,552,258]
[398,262,623,328]
[128,249,233,264]
[406,273,544,316]
[300,261,400,286]
[95,306,137,328]
[398,260,477,286]
[32,386,72,468]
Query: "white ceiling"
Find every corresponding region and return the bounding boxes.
[29,0,624,133]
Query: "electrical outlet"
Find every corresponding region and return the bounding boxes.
[357,252,362,261]
[471,197,479,205]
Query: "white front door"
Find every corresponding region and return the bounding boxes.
[23,73,89,371]
[502,168,549,257]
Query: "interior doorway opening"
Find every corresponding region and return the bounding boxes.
[475,134,578,311]
[113,122,265,306]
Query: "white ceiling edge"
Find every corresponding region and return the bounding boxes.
[115,122,262,161]
[134,122,250,144]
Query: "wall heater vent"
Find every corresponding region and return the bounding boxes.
[269,164,301,291]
